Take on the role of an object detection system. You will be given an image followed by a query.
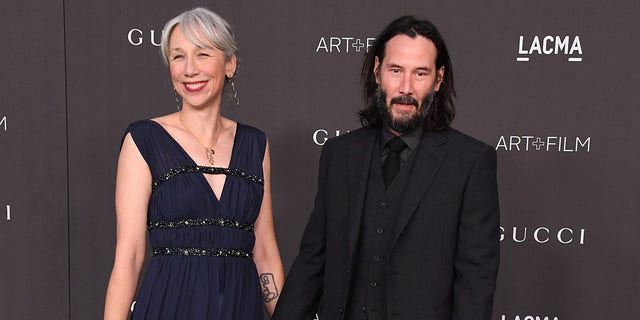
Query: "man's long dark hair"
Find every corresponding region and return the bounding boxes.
[359,16,456,131]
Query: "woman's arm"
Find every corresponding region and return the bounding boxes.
[253,141,285,316]
[104,133,152,320]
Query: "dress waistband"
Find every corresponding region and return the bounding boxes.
[152,247,252,258]
[148,217,255,232]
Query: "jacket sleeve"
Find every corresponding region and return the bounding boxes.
[272,141,331,320]
[452,145,500,320]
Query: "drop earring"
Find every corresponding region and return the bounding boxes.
[174,89,181,110]
[228,77,239,106]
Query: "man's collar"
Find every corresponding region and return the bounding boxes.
[380,125,424,151]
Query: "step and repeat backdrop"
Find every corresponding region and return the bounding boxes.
[1,0,638,319]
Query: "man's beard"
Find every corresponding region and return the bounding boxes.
[375,86,436,133]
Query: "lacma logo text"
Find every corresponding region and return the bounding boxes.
[517,35,582,62]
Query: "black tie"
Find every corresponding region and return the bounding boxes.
[382,137,406,188]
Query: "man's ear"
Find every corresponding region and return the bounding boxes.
[434,66,445,91]
[374,56,381,84]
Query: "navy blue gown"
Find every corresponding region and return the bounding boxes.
[125,119,265,319]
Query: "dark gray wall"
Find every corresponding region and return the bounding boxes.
[1,0,638,319]
[0,1,68,319]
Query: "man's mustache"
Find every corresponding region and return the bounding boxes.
[390,95,419,107]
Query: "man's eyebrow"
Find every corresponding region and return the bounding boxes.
[385,63,404,69]
[385,63,432,72]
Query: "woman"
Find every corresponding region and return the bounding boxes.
[104,7,284,319]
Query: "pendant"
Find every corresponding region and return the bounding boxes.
[205,148,215,165]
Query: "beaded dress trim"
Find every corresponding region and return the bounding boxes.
[152,247,252,258]
[148,217,255,232]
[152,165,264,191]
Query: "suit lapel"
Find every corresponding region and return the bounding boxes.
[391,130,448,246]
[347,128,378,261]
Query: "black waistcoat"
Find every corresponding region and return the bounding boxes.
[345,139,417,320]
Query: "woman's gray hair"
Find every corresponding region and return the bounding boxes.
[160,7,238,65]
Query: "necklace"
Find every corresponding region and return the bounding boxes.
[179,112,222,166]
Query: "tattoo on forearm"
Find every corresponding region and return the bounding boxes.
[259,273,279,302]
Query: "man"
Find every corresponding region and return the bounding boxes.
[273,16,499,320]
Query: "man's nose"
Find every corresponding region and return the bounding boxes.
[399,74,413,95]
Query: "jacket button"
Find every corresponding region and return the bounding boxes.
[369,281,378,287]
[380,202,388,208]
[338,307,344,314]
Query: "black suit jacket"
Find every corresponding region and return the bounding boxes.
[273,126,500,320]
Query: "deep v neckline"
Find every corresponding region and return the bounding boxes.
[149,119,240,203]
